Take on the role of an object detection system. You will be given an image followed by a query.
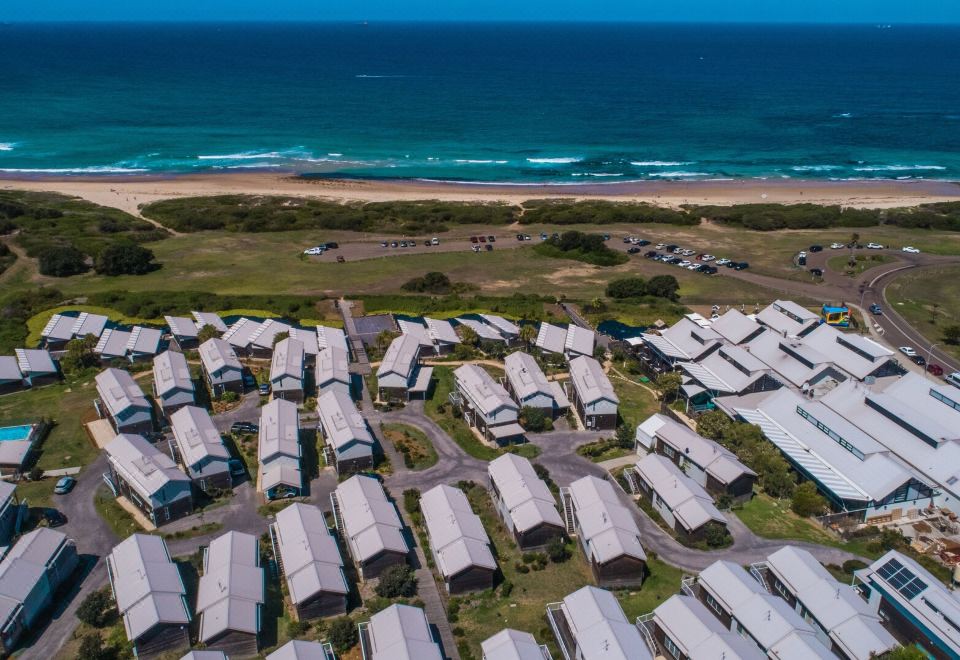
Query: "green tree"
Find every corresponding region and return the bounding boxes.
[696,410,732,440]
[943,324,960,345]
[197,323,221,343]
[605,277,648,299]
[546,536,571,563]
[375,330,399,354]
[655,371,682,406]
[328,616,359,653]
[791,482,828,517]
[882,646,927,660]
[402,271,453,294]
[38,245,89,277]
[614,423,634,449]
[94,242,158,276]
[272,331,290,347]
[77,589,116,628]
[518,324,537,348]
[646,275,681,301]
[78,633,110,660]
[458,324,479,347]
[520,406,550,433]
[374,563,418,598]
[60,333,99,374]
[704,523,731,548]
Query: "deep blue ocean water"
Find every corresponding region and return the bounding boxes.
[1,22,958,182]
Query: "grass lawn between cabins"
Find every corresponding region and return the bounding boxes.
[611,373,661,431]
[450,481,685,659]
[380,423,438,471]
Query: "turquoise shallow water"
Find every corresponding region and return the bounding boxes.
[0,425,34,442]
[0,23,958,182]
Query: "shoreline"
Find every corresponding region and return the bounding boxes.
[1,172,958,217]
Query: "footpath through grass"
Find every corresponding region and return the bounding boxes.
[423,366,503,461]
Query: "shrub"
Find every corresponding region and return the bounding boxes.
[520,406,550,433]
[704,523,732,548]
[76,589,116,628]
[374,564,418,598]
[533,231,628,267]
[286,618,310,637]
[38,245,89,277]
[606,277,647,299]
[500,581,514,598]
[60,334,99,374]
[402,272,453,294]
[842,559,868,575]
[94,242,158,276]
[328,616,358,653]
[220,391,239,403]
[403,488,421,514]
[791,482,828,517]
[546,536,571,563]
[78,633,110,660]
[646,275,680,301]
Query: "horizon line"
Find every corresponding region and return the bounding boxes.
[2,19,959,26]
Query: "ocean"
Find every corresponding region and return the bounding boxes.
[1,22,959,182]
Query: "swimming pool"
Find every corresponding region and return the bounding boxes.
[0,425,35,442]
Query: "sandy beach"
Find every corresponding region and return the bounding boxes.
[1,173,958,218]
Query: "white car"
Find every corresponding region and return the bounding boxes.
[830,242,845,249]
[303,247,325,255]
[682,249,696,257]
[798,251,807,258]
[898,346,918,358]
[902,246,920,253]
[431,237,440,245]
[655,243,666,250]
[677,260,692,268]
[687,263,700,270]
[673,247,684,254]
[715,258,731,266]
[866,242,884,249]
[701,254,715,262]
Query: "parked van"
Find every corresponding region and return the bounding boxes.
[946,372,960,389]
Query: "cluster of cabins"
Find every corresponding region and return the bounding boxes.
[635,300,960,523]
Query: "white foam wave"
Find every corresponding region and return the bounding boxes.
[355,74,407,78]
[197,151,289,160]
[853,164,946,172]
[0,143,14,152]
[833,112,853,118]
[454,159,508,165]
[630,161,692,167]
[414,178,645,187]
[327,153,343,157]
[791,165,842,172]
[571,172,624,177]
[0,166,148,174]
[526,157,581,164]
[646,171,710,178]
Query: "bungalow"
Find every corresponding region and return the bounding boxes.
[168,406,232,493]
[0,424,40,477]
[0,482,19,548]
[760,546,897,660]
[259,399,303,500]
[153,350,196,415]
[288,327,320,366]
[95,367,153,435]
[565,475,646,587]
[0,528,78,653]
[107,534,191,658]
[221,318,258,356]
[267,641,336,660]
[14,349,58,387]
[638,317,723,370]
[316,389,375,474]
[420,484,497,594]
[270,337,305,403]
[248,318,293,358]
[567,356,618,430]
[182,652,228,660]
[546,586,650,660]
[563,326,595,359]
[535,322,567,355]
[105,433,194,525]
[855,550,960,660]
[756,299,821,338]
[481,629,552,660]
[359,604,443,660]
[270,503,349,620]
[199,337,244,398]
[192,311,228,335]
[95,326,163,363]
[454,364,524,444]
[316,325,350,356]
[631,453,728,544]
[457,317,508,350]
[164,315,199,351]
[397,318,435,353]
[331,475,408,580]
[196,531,264,657]
[692,560,834,658]
[488,453,564,550]
[677,343,783,411]
[40,311,108,351]
[634,413,756,502]
[425,317,460,354]
[503,351,568,418]
[315,346,351,397]
[376,334,431,402]
[0,358,22,395]
[480,314,520,344]
[644,594,765,660]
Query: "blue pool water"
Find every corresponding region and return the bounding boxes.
[0,425,34,442]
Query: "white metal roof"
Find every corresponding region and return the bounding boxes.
[756,300,820,337]
[335,475,408,563]
[317,389,374,453]
[481,314,520,337]
[377,333,421,382]
[96,328,132,359]
[568,356,618,406]
[397,318,434,349]
[259,398,301,462]
[165,315,198,339]
[504,351,553,402]
[273,503,347,605]
[802,324,893,380]
[105,433,191,501]
[127,326,162,356]
[643,317,723,361]
[481,628,550,660]
[169,406,230,468]
[708,309,763,345]
[153,350,194,398]
[14,348,56,375]
[0,356,20,382]
[420,484,496,578]
[425,317,460,345]
[652,594,765,660]
[0,528,72,616]
[454,364,518,417]
[270,337,305,382]
[266,640,333,660]
[457,317,504,341]
[197,531,263,642]
[222,317,258,349]
[634,454,725,532]
[564,325,595,357]
[288,327,319,356]
[560,586,650,660]
[315,345,351,389]
[488,453,563,534]
[567,476,645,564]
[199,337,242,375]
[193,311,227,333]
[366,604,443,660]
[535,322,567,354]
[315,325,349,353]
[642,413,755,484]
[249,318,292,350]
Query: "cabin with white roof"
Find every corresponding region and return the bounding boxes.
[425,317,460,354]
[168,405,231,492]
[376,334,431,402]
[420,484,497,594]
[95,367,153,435]
[13,348,58,387]
[546,585,651,660]
[316,388,375,474]
[330,475,409,579]
[567,356,618,430]
[199,337,244,398]
[0,357,22,395]
[454,364,523,444]
[105,433,193,525]
[40,311,108,351]
[503,351,569,418]
[152,350,196,415]
[358,604,443,660]
[643,594,765,660]
[270,337,306,403]
[315,345,351,397]
[258,399,302,500]
[488,453,564,549]
[164,315,199,350]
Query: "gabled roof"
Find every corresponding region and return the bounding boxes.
[454,364,518,417]
[164,315,198,340]
[481,628,549,660]
[457,317,505,342]
[366,604,443,660]
[127,326,163,356]
[652,594,765,660]
[420,484,496,578]
[197,531,264,641]
[153,350,194,397]
[107,534,190,642]
[801,323,895,380]
[222,317,258,349]
[259,399,300,461]
[192,311,228,333]
[105,433,191,501]
[397,319,434,349]
[568,356,618,406]
[488,453,563,533]
[249,318,292,350]
[14,348,56,375]
[315,325,349,353]
[0,528,73,609]
[535,322,567,354]
[560,586,650,660]
[634,454,725,531]
[568,476,645,564]
[425,317,460,345]
[637,413,754,484]
[377,334,421,382]
[481,314,520,337]
[95,328,132,359]
[709,309,763,345]
[315,345,351,388]
[564,325,595,357]
[270,337,305,382]
[317,389,374,452]
[504,351,554,402]
[273,503,347,605]
[288,327,319,356]
[199,337,242,375]
[169,406,229,467]
[756,300,820,337]
[335,475,408,563]
[266,640,334,660]
[0,356,21,382]
[642,317,723,361]
[740,328,837,388]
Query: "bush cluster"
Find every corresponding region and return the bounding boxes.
[533,230,628,267]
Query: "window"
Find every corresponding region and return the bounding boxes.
[663,445,676,459]
[931,388,960,413]
[796,405,866,460]
[663,636,682,660]
[705,592,724,616]
[774,579,791,599]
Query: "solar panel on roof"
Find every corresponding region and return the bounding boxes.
[877,558,929,600]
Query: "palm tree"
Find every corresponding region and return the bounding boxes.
[458,324,479,347]
[518,323,537,348]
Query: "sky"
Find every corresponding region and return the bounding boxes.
[2,0,958,23]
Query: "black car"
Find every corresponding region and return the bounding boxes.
[231,422,259,434]
[809,245,823,252]
[725,260,737,268]
[668,257,683,265]
[912,355,927,367]
[810,268,824,277]
[798,256,807,266]
[644,250,658,258]
[487,235,496,242]
[43,508,67,528]
[637,239,651,246]
[734,262,750,270]
[627,247,641,254]
[665,244,679,252]
[516,234,525,241]
[485,244,493,251]
[324,242,339,249]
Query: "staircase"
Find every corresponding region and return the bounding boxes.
[559,487,577,535]
[635,613,658,658]
[622,466,639,494]
[329,492,344,534]
[680,575,697,597]
[750,562,771,592]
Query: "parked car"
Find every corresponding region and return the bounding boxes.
[540,233,548,240]
[470,236,479,243]
[701,266,718,275]
[798,256,807,266]
[259,383,271,396]
[602,234,610,241]
[644,250,658,258]
[303,246,325,255]
[627,247,641,254]
[478,236,486,243]
[912,355,927,367]
[798,251,807,258]
[487,235,496,242]
[472,245,481,253]
[337,255,345,263]
[655,243,666,249]
[231,422,258,434]
[516,234,525,241]
[54,476,76,495]
[637,239,651,246]
[734,262,750,270]
[866,242,884,249]
[431,237,440,245]
[928,363,944,377]
[687,263,700,270]
[898,346,918,358]
[810,268,823,277]
[523,234,531,240]
[485,244,493,251]
[324,242,339,249]
[681,249,696,257]
[43,509,66,528]
[622,237,632,243]
[677,260,692,268]
[902,246,921,253]
[809,245,823,252]
[399,240,408,248]
[409,240,417,247]
[715,258,731,266]
[381,241,388,248]
[869,304,882,315]
[830,242,844,249]
[701,254,715,262]
[946,372,960,389]
[391,241,399,248]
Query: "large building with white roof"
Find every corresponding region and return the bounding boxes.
[196,531,264,656]
[258,398,302,500]
[168,405,232,492]
[639,316,724,369]
[107,534,191,658]
[270,337,306,403]
[331,475,409,579]
[199,337,244,398]
[708,308,765,345]
[755,300,821,338]
[564,475,646,587]
[546,585,651,660]
[153,349,196,414]
[454,364,524,444]
[95,367,153,435]
[420,484,497,594]
[567,355,619,430]
[503,351,569,417]
[105,433,194,525]
[359,603,443,660]
[316,388,375,474]
[678,342,783,411]
[270,503,349,619]
[488,453,564,549]
[376,333,431,402]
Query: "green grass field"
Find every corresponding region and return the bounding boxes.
[826,253,894,277]
[885,265,960,361]
[380,423,439,470]
[611,375,660,431]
